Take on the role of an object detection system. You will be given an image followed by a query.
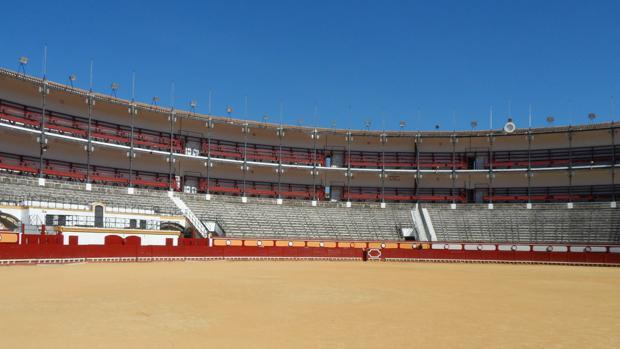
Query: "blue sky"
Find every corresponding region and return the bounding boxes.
[0,0,618,130]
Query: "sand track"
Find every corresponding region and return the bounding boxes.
[0,261,618,348]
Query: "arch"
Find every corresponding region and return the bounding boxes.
[125,236,141,246]
[160,221,185,232]
[104,235,124,245]
[0,211,20,231]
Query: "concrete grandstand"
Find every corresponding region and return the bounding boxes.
[0,67,618,265]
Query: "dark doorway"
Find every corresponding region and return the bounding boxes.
[94,205,104,228]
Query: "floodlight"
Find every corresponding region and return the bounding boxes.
[111,82,119,97]
[18,56,28,74]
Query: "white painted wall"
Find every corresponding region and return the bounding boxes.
[62,231,179,246]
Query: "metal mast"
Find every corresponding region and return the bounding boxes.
[38,46,49,184]
[85,60,95,188]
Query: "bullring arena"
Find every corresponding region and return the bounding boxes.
[1,262,619,348]
[0,63,619,348]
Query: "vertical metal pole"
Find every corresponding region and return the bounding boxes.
[86,61,94,184]
[527,130,532,203]
[168,109,175,190]
[38,82,48,179]
[451,134,457,204]
[488,134,494,204]
[346,131,352,202]
[380,133,387,203]
[128,104,136,189]
[568,128,573,202]
[38,46,49,180]
[242,123,249,197]
[277,127,283,199]
[86,93,94,183]
[415,133,420,203]
[206,118,212,195]
[612,122,616,202]
[312,129,318,201]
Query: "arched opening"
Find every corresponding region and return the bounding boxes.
[0,212,20,231]
[160,221,185,232]
[94,205,104,228]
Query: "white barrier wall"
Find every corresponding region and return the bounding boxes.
[61,232,179,246]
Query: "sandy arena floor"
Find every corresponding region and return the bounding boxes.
[0,261,618,348]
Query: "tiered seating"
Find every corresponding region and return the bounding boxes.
[0,173,179,215]
[4,99,616,171]
[343,187,466,203]
[196,177,325,200]
[487,185,619,203]
[426,203,620,243]
[181,194,413,241]
[0,99,323,166]
[490,145,620,169]
[204,139,324,165]
[345,151,466,169]
[0,100,184,152]
[0,152,174,190]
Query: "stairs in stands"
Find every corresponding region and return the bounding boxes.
[168,192,209,239]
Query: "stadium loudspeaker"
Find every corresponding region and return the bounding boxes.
[38,178,46,186]
[487,203,494,210]
[241,196,248,203]
[85,183,92,191]
[346,201,352,208]
[311,200,317,207]
[380,202,386,209]
[205,194,212,201]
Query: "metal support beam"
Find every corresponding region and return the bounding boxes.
[205,118,213,196]
[451,133,457,204]
[568,128,573,202]
[380,133,388,203]
[128,103,137,189]
[168,109,176,191]
[241,123,250,197]
[415,133,421,203]
[612,122,616,202]
[527,130,533,203]
[345,131,353,202]
[38,80,49,179]
[311,129,319,201]
[276,127,284,199]
[85,93,94,184]
[488,134,494,204]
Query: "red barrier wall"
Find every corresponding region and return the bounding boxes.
[0,235,619,265]
[380,248,620,265]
